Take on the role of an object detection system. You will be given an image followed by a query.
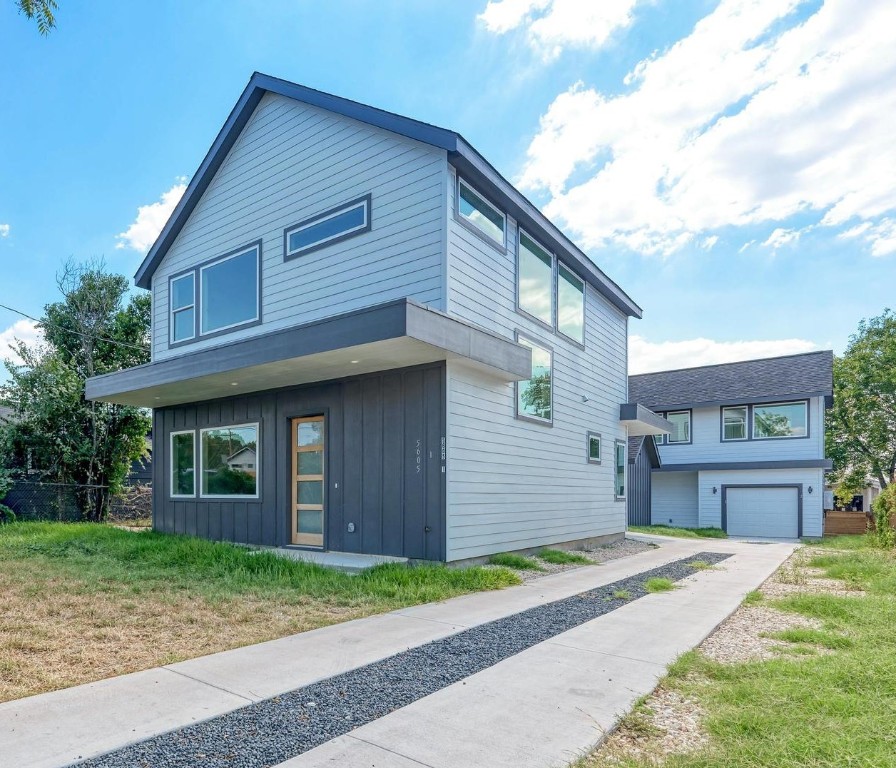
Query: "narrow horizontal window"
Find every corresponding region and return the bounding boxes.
[285,196,371,258]
[666,410,691,444]
[753,401,807,439]
[170,431,195,497]
[458,179,505,245]
[615,441,626,499]
[516,335,552,423]
[587,432,602,464]
[518,231,553,325]
[200,424,259,498]
[722,406,747,441]
[557,263,585,344]
[200,245,260,335]
[170,273,195,343]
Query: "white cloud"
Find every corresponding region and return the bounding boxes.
[762,227,801,249]
[511,0,896,256]
[629,334,818,375]
[839,217,896,257]
[478,0,640,60]
[0,224,9,238]
[0,320,43,367]
[701,235,719,250]
[116,178,187,252]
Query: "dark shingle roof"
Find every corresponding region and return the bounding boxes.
[629,351,833,411]
[628,435,661,468]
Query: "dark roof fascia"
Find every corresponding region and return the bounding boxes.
[134,73,643,319]
[655,459,834,472]
[644,433,662,468]
[645,391,832,412]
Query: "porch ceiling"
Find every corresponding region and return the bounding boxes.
[86,299,531,408]
[619,403,673,436]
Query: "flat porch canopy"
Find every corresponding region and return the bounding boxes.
[619,402,673,436]
[86,299,532,408]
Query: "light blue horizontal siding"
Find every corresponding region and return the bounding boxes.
[650,471,698,527]
[152,92,447,360]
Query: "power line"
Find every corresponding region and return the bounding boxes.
[0,302,150,353]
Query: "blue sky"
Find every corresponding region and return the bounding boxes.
[1,0,893,374]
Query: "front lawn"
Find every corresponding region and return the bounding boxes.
[629,524,728,539]
[0,522,519,703]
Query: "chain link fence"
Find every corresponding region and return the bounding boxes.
[3,479,152,523]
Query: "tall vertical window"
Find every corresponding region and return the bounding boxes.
[615,441,626,499]
[200,424,259,498]
[516,335,552,423]
[170,273,195,343]
[557,264,585,344]
[666,411,691,444]
[458,179,505,245]
[170,431,195,497]
[199,245,260,335]
[722,406,748,441]
[517,231,553,325]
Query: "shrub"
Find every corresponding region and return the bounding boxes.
[0,469,14,524]
[871,485,896,549]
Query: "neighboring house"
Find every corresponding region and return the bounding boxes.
[628,351,834,538]
[225,446,257,475]
[85,72,667,562]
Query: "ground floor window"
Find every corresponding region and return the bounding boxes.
[587,432,602,464]
[200,424,259,498]
[615,440,626,499]
[170,431,195,497]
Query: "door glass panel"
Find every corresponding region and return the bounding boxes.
[297,450,323,475]
[297,480,323,505]
[297,421,324,447]
[297,509,323,534]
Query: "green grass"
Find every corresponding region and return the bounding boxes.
[686,559,714,571]
[537,548,591,565]
[742,589,764,605]
[629,524,728,539]
[0,522,521,607]
[644,577,675,593]
[584,539,896,768]
[488,552,546,571]
[613,589,632,600]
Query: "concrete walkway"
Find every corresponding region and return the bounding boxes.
[1,535,796,768]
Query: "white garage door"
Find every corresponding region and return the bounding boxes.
[725,486,799,538]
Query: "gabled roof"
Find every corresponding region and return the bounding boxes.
[628,350,834,411]
[628,435,661,468]
[134,72,641,318]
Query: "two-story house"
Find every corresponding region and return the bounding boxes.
[628,351,834,538]
[86,73,667,563]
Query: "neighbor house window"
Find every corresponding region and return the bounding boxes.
[284,195,371,259]
[170,273,195,343]
[753,401,808,439]
[517,231,553,325]
[666,410,691,444]
[614,440,626,499]
[170,431,195,497]
[516,335,552,423]
[199,245,260,335]
[587,432,602,464]
[557,264,585,344]
[722,406,748,441]
[458,179,505,246]
[200,424,259,497]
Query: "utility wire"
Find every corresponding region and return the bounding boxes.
[0,302,150,353]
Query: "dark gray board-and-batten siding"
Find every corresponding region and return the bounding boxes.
[626,437,654,527]
[152,363,446,561]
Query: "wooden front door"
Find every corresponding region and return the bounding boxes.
[291,416,325,547]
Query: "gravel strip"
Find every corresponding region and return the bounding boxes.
[699,605,822,663]
[74,552,730,768]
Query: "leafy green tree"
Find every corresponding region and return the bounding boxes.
[0,261,151,521]
[15,0,57,34]
[827,309,896,490]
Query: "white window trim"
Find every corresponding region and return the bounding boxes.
[169,273,196,344]
[285,198,370,258]
[665,410,692,444]
[751,400,809,440]
[170,430,196,498]
[556,262,585,345]
[458,177,506,246]
[515,332,553,426]
[199,422,261,500]
[721,405,749,442]
[199,246,260,336]
[614,439,626,500]
[587,432,602,465]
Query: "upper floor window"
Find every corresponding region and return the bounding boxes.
[518,231,553,325]
[666,410,691,444]
[753,401,807,439]
[516,334,552,424]
[722,406,748,441]
[170,273,195,343]
[458,179,505,246]
[200,245,260,336]
[285,195,371,260]
[557,264,584,344]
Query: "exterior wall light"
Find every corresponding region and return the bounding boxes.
[808,486,813,494]
[712,486,718,494]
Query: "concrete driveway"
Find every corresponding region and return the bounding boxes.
[1,535,796,768]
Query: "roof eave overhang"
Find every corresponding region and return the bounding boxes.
[644,391,834,412]
[620,403,672,436]
[85,299,531,408]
